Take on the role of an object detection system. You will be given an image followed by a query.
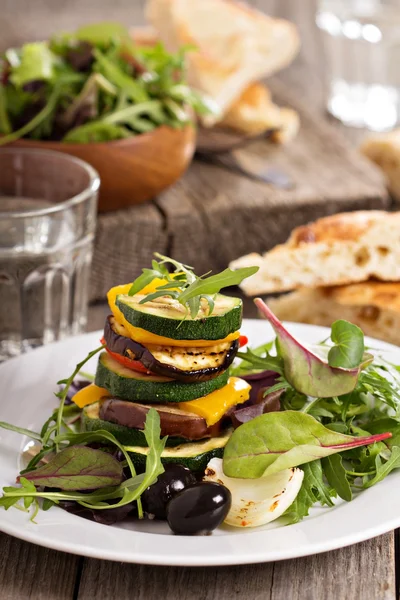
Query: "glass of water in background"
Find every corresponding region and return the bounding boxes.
[317,0,400,130]
[0,148,99,361]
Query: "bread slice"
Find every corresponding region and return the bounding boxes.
[267,282,400,346]
[361,131,400,202]
[229,211,400,295]
[146,0,300,124]
[219,82,300,143]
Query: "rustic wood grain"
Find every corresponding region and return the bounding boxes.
[75,534,395,600]
[89,201,168,301]
[0,533,80,600]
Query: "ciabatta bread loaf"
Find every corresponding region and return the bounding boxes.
[146,0,300,124]
[230,211,400,295]
[267,282,400,347]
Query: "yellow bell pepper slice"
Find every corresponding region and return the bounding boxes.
[178,377,251,426]
[72,383,110,408]
[107,282,240,348]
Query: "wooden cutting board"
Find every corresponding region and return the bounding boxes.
[90,80,389,301]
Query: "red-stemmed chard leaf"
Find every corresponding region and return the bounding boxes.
[17,446,123,491]
[223,411,391,478]
[254,298,373,398]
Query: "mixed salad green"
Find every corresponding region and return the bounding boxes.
[0,272,400,533]
[0,22,214,144]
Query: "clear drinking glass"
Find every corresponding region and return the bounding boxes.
[316,0,400,130]
[0,148,99,361]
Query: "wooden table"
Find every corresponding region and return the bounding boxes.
[0,1,399,598]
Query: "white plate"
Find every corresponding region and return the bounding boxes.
[0,319,400,566]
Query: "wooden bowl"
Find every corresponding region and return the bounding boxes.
[11,124,196,212]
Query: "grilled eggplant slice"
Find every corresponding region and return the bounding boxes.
[100,398,219,440]
[104,316,239,382]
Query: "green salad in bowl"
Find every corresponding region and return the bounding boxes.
[0,21,213,144]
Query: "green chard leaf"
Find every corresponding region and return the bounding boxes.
[18,446,124,491]
[254,299,373,398]
[328,320,365,368]
[222,411,392,479]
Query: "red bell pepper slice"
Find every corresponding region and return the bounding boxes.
[100,338,151,374]
[239,335,248,348]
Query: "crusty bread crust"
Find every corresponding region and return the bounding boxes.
[219,82,300,142]
[267,282,400,346]
[361,130,400,202]
[230,211,400,295]
[146,0,300,124]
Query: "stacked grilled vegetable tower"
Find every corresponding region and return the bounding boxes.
[72,265,253,472]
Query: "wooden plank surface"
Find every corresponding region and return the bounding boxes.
[75,534,396,600]
[0,1,398,600]
[90,201,168,302]
[0,533,80,600]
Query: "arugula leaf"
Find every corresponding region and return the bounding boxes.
[223,411,392,478]
[93,49,148,103]
[234,346,283,376]
[230,341,276,377]
[0,477,38,511]
[178,267,259,304]
[328,320,365,369]
[322,454,352,501]
[127,253,259,320]
[0,86,60,146]
[0,421,41,441]
[54,344,105,450]
[284,461,335,524]
[102,100,166,126]
[0,411,165,518]
[366,418,400,448]
[19,446,124,491]
[363,446,400,488]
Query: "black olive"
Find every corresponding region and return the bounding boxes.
[142,464,196,519]
[166,482,231,535]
